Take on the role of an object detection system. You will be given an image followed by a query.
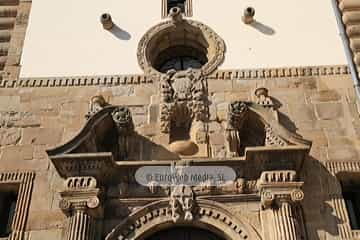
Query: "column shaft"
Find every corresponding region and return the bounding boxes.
[273,201,299,240]
[65,210,96,240]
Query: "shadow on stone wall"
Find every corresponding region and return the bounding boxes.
[301,156,344,239]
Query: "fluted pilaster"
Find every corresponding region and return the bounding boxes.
[65,209,96,240]
[259,171,306,240]
[59,177,103,240]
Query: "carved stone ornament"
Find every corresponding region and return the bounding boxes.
[258,171,304,209]
[169,185,195,222]
[59,176,103,217]
[137,18,225,76]
[168,7,183,23]
[85,95,108,119]
[105,199,262,240]
[265,126,288,146]
[228,101,249,129]
[160,69,206,133]
[111,106,135,160]
[254,87,274,108]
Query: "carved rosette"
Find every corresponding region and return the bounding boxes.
[159,69,207,134]
[169,185,195,223]
[59,176,103,240]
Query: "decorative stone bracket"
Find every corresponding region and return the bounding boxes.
[258,171,306,240]
[59,176,103,240]
[169,185,195,223]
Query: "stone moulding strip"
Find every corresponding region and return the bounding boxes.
[0,171,35,240]
[0,65,350,88]
[325,160,360,174]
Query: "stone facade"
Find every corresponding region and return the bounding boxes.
[1,2,360,240]
[0,64,358,239]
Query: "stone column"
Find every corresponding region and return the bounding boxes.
[259,171,305,240]
[59,177,103,240]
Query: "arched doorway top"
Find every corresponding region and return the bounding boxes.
[105,199,262,240]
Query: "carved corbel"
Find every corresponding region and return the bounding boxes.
[85,95,108,120]
[169,185,195,222]
[226,101,249,156]
[111,106,135,160]
[59,176,103,240]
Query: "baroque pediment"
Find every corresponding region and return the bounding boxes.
[46,86,311,183]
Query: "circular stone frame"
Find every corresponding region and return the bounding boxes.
[137,19,226,76]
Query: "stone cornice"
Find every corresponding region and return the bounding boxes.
[208,65,350,80]
[0,64,350,88]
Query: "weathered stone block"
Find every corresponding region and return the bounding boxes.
[22,128,63,146]
[111,95,150,106]
[327,147,358,161]
[27,210,65,231]
[210,133,225,145]
[216,102,229,121]
[110,85,135,96]
[0,96,20,111]
[288,103,316,122]
[310,90,341,103]
[0,128,21,146]
[315,103,344,120]
[0,144,33,161]
[208,80,232,93]
[208,122,223,133]
[29,229,62,240]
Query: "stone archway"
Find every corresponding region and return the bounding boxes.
[145,226,225,240]
[105,199,262,240]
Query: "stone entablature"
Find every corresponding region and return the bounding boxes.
[0,64,349,88]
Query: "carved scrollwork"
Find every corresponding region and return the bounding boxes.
[169,185,195,222]
[291,189,305,202]
[59,199,71,212]
[87,197,100,209]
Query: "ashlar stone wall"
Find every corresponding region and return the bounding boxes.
[0,65,359,239]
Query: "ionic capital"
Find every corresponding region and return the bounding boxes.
[258,171,304,209]
[59,176,103,218]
